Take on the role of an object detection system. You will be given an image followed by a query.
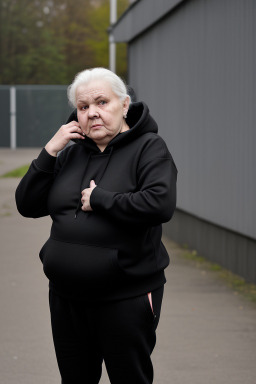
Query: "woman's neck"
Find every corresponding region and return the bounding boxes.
[97,122,130,152]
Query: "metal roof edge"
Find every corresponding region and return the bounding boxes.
[111,0,141,29]
[110,0,185,42]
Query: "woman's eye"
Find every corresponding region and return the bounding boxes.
[81,105,88,110]
[99,100,107,105]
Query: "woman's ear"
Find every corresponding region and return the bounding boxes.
[123,96,130,118]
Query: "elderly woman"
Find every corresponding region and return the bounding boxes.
[16,68,177,384]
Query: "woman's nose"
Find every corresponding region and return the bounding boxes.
[88,105,99,118]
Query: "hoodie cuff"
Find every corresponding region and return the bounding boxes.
[35,148,57,172]
[90,187,114,211]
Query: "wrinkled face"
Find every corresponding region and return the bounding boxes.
[76,80,129,151]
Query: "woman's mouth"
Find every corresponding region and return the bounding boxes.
[91,124,102,129]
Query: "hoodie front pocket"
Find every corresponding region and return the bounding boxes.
[39,238,121,291]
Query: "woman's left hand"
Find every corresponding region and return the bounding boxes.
[81,180,97,211]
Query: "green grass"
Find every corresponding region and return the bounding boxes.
[181,247,256,304]
[1,164,30,178]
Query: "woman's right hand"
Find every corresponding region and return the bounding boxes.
[45,121,85,157]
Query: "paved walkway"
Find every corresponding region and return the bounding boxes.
[0,148,256,384]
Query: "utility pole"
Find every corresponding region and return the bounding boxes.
[109,0,117,72]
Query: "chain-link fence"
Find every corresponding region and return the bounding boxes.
[0,85,73,148]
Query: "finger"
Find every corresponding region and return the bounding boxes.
[60,122,79,132]
[67,121,80,127]
[90,180,96,188]
[81,204,92,212]
[67,125,83,134]
[69,133,85,140]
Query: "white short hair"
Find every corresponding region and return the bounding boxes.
[67,67,131,108]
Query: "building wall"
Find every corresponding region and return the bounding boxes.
[128,0,256,241]
[163,209,256,283]
[112,0,183,42]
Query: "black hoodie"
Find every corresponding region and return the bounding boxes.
[16,102,177,301]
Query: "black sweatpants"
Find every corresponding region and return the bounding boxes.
[49,286,164,384]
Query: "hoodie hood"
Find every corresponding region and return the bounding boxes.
[66,101,158,152]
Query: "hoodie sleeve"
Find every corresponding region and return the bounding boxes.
[90,137,177,226]
[15,148,62,218]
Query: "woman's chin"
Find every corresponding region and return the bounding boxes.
[88,131,111,143]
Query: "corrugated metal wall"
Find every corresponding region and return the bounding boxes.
[128,0,256,240]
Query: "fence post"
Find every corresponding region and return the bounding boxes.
[10,86,16,149]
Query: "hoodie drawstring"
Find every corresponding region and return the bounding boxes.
[96,146,113,185]
[74,152,92,218]
[74,147,114,218]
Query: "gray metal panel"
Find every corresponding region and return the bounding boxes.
[16,86,73,148]
[0,87,11,147]
[112,0,184,42]
[164,209,256,284]
[128,0,256,239]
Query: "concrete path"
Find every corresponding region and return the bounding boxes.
[0,148,256,384]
